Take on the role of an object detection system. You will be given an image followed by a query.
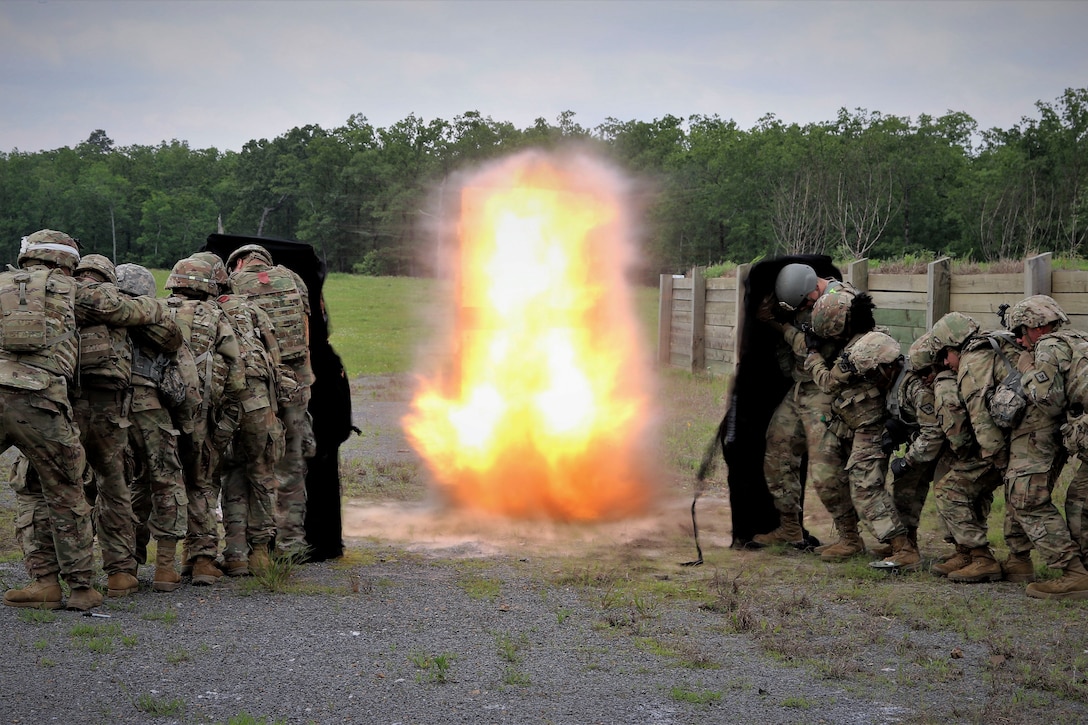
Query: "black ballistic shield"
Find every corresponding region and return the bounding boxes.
[719,254,841,547]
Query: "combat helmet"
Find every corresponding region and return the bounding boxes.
[75,253,116,283]
[226,244,273,270]
[115,263,157,297]
[907,331,939,372]
[775,263,818,311]
[191,251,228,289]
[811,288,853,339]
[166,257,217,297]
[18,229,81,271]
[929,311,980,352]
[848,331,903,375]
[1006,295,1068,334]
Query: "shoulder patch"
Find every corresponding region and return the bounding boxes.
[1034,371,1050,383]
[920,403,935,416]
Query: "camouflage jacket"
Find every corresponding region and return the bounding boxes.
[1019,328,1088,418]
[897,370,946,467]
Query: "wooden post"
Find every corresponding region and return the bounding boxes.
[927,256,951,329]
[847,258,869,292]
[689,266,706,374]
[658,274,674,366]
[733,263,750,377]
[1025,252,1052,296]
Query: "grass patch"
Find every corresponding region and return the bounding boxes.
[141,609,178,625]
[134,693,185,716]
[669,685,722,705]
[457,574,501,601]
[410,651,455,683]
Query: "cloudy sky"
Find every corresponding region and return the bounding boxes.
[1,0,1085,153]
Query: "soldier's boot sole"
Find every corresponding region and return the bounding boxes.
[1025,574,1088,600]
[3,581,63,610]
[947,565,1003,583]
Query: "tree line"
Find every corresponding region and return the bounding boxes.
[1,89,1085,276]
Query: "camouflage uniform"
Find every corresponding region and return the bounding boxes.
[73,257,173,595]
[228,245,314,558]
[164,258,246,580]
[888,368,949,535]
[216,292,284,572]
[806,332,911,559]
[1,230,97,610]
[759,280,855,545]
[115,265,187,592]
[1008,298,1088,587]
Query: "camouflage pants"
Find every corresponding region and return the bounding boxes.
[3,384,94,588]
[74,389,136,575]
[936,457,1030,553]
[844,423,905,543]
[274,400,311,554]
[221,406,279,562]
[763,381,853,520]
[1065,455,1088,563]
[891,448,948,533]
[129,406,186,543]
[180,418,220,561]
[1006,413,1079,569]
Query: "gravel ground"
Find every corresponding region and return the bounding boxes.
[1,375,1086,724]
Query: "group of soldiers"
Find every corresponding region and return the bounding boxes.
[749,262,1088,601]
[0,229,314,611]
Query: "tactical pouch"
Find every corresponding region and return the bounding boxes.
[986,338,1027,430]
[1060,411,1088,456]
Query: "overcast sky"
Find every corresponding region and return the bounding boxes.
[2,0,1085,154]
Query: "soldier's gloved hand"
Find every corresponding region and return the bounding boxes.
[803,324,822,353]
[838,352,858,375]
[880,418,912,455]
[757,296,784,332]
[889,457,910,479]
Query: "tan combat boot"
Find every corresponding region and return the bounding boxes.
[248,546,271,574]
[153,538,182,592]
[191,556,224,586]
[179,544,193,576]
[107,571,140,598]
[66,586,104,611]
[1003,551,1036,583]
[931,545,972,577]
[871,534,921,570]
[820,514,865,562]
[222,558,249,577]
[1025,559,1088,600]
[947,547,1003,583]
[751,512,804,547]
[3,574,63,610]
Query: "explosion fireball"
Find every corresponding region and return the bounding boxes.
[404,150,659,521]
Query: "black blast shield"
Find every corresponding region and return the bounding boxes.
[717,254,842,547]
[203,233,353,562]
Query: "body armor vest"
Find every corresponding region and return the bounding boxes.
[78,323,131,389]
[0,267,78,381]
[229,266,307,363]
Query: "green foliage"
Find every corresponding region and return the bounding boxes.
[2,92,1086,275]
[669,685,722,705]
[410,651,455,683]
[134,694,185,716]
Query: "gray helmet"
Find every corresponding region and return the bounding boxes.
[166,257,217,297]
[1006,295,1068,333]
[811,288,853,339]
[848,331,903,375]
[226,243,273,269]
[775,263,818,311]
[75,253,116,283]
[115,263,156,297]
[907,331,938,371]
[18,229,81,271]
[929,312,980,352]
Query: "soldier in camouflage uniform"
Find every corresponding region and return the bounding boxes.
[1005,295,1088,599]
[164,257,246,585]
[752,264,860,556]
[805,328,920,569]
[227,244,314,560]
[884,332,951,550]
[71,254,178,597]
[115,263,188,593]
[1,230,99,611]
[215,262,286,575]
[928,312,1034,583]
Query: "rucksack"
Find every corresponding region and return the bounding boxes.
[985,335,1028,429]
[0,266,73,353]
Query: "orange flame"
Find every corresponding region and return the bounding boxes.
[404,151,658,521]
